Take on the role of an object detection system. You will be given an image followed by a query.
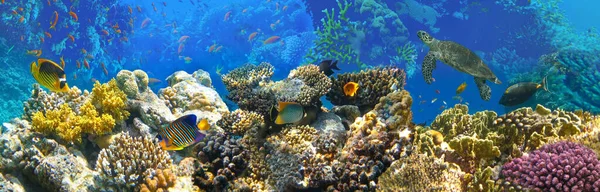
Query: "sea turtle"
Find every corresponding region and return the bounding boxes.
[417,30,501,101]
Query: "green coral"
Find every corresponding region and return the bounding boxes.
[305,0,366,68]
[448,135,501,161]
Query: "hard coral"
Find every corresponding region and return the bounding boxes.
[96,133,172,189]
[90,79,130,123]
[22,84,89,121]
[217,109,264,135]
[138,169,177,192]
[377,154,463,191]
[287,64,332,106]
[266,125,318,155]
[501,141,600,191]
[372,90,413,132]
[222,62,274,99]
[194,132,249,189]
[326,67,405,111]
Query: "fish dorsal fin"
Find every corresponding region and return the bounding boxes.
[30,61,39,76]
[197,119,210,131]
[179,114,197,127]
[278,101,297,111]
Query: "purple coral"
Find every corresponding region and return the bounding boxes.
[501,141,600,192]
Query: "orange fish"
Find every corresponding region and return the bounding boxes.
[44,31,52,38]
[263,36,281,45]
[115,29,121,34]
[60,56,65,68]
[101,29,109,35]
[39,37,45,43]
[141,18,151,29]
[435,90,440,94]
[81,48,87,54]
[19,16,24,23]
[215,46,223,52]
[86,54,94,59]
[26,50,43,57]
[69,11,78,21]
[178,36,189,43]
[68,34,75,42]
[178,43,184,55]
[223,11,231,21]
[137,6,142,13]
[83,59,89,69]
[120,37,129,42]
[152,3,157,12]
[101,62,108,75]
[49,11,58,30]
[343,82,359,97]
[2,0,4,4]
[248,32,258,42]
[208,44,216,52]
[76,60,81,69]
[18,7,23,12]
[270,23,276,30]
[11,10,17,15]
[47,0,50,5]
[242,8,248,13]
[282,5,288,11]
[128,6,133,14]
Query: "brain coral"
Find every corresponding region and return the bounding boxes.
[501,141,600,191]
[326,67,405,111]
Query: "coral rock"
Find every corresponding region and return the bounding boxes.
[377,154,463,191]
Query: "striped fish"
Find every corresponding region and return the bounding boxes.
[30,58,69,92]
[158,114,209,151]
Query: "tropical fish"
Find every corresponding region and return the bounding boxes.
[456,82,467,94]
[157,114,210,151]
[223,11,231,21]
[178,35,190,43]
[248,32,258,42]
[270,101,305,125]
[148,78,161,86]
[59,56,65,68]
[319,60,340,76]
[499,77,549,106]
[343,82,359,97]
[68,34,75,42]
[141,18,151,29]
[30,58,69,92]
[263,36,280,44]
[178,43,184,55]
[26,50,42,57]
[49,11,58,30]
[128,6,133,14]
[68,11,78,22]
[44,31,52,38]
[184,57,192,64]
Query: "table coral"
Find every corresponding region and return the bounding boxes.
[217,109,264,135]
[377,154,463,191]
[95,133,172,189]
[326,67,406,111]
[501,141,600,191]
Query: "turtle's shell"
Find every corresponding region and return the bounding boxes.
[429,40,496,79]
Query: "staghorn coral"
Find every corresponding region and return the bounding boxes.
[377,154,463,191]
[96,133,172,189]
[138,169,176,192]
[502,141,600,191]
[326,67,405,111]
[22,84,89,121]
[286,64,332,106]
[217,109,264,135]
[90,79,130,123]
[194,132,249,189]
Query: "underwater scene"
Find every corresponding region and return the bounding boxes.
[1,0,600,191]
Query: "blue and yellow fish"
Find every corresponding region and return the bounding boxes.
[30,58,69,92]
[270,101,305,125]
[157,114,210,150]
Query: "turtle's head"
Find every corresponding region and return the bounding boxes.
[417,30,434,44]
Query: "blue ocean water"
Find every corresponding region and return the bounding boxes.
[0,0,598,126]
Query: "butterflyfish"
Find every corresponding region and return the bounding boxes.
[343,82,359,97]
[157,114,210,151]
[270,101,305,125]
[30,58,69,92]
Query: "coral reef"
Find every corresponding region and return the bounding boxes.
[502,141,600,191]
[96,133,172,189]
[377,154,463,191]
[217,109,264,135]
[286,64,332,106]
[22,84,89,121]
[221,62,275,117]
[194,132,249,190]
[326,67,406,111]
[138,169,176,192]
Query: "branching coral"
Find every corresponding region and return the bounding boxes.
[22,84,89,121]
[138,169,177,192]
[502,141,600,191]
[217,109,264,135]
[90,79,130,123]
[286,64,332,106]
[96,133,172,189]
[377,154,463,191]
[326,67,405,111]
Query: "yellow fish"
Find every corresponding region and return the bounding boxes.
[456,81,467,95]
[270,101,305,125]
[30,58,69,92]
[343,82,359,97]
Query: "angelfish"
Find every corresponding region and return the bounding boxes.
[157,114,210,150]
[499,76,549,106]
[270,101,305,125]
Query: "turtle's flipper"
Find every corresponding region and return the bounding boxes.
[474,77,491,101]
[422,52,437,84]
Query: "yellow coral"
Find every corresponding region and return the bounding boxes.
[138,169,177,192]
[31,102,116,143]
[91,79,130,122]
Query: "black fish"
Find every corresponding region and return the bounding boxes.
[319,60,340,76]
[499,77,549,106]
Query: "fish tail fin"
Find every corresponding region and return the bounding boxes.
[331,60,340,70]
[541,76,549,92]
